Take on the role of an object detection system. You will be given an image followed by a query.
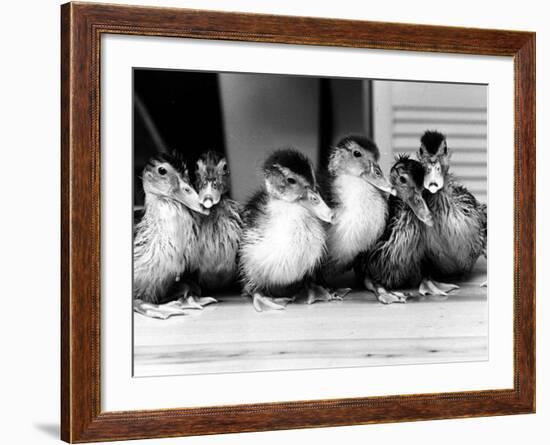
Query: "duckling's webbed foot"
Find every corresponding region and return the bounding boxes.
[419,279,459,298]
[174,282,218,310]
[306,284,350,304]
[252,292,292,312]
[364,278,407,305]
[180,294,218,309]
[331,287,352,300]
[133,299,190,320]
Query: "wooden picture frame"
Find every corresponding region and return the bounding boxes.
[61,2,535,442]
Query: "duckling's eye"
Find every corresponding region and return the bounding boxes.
[183,186,191,193]
[399,176,407,184]
[353,150,362,158]
[310,194,319,204]
[374,168,381,177]
[158,167,167,176]
[287,177,297,185]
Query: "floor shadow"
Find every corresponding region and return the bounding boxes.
[33,422,59,439]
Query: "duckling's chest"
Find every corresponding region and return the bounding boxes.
[154,203,198,267]
[197,201,241,276]
[246,200,326,285]
[329,175,388,265]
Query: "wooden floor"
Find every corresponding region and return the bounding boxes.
[134,259,487,377]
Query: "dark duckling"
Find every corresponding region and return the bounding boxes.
[356,155,434,303]
[239,148,334,312]
[194,151,243,294]
[133,153,209,319]
[320,136,395,294]
[417,130,487,293]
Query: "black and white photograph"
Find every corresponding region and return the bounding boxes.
[132,69,488,377]
[2,0,545,442]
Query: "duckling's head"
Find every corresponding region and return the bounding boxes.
[142,153,208,215]
[390,155,433,227]
[263,148,333,223]
[417,130,450,194]
[329,136,394,195]
[195,151,229,210]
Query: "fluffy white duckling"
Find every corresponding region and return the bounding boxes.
[239,148,334,311]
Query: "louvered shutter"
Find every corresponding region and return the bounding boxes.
[372,81,487,203]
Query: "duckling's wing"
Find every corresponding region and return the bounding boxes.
[455,185,488,259]
[242,190,269,228]
[450,182,478,207]
[479,202,487,258]
[450,183,486,222]
[225,198,244,226]
[450,182,487,259]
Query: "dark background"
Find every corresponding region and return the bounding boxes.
[133,68,373,205]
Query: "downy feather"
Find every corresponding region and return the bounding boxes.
[327,174,388,271]
[133,197,198,303]
[240,192,326,295]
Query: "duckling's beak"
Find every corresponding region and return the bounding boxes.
[378,184,397,196]
[423,164,444,194]
[303,190,334,224]
[172,186,210,215]
[360,170,396,196]
[407,193,433,227]
[199,182,221,209]
[420,212,434,227]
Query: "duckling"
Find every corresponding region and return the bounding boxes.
[239,148,334,312]
[416,130,487,294]
[320,136,395,297]
[133,153,210,319]
[194,151,243,293]
[356,155,434,303]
